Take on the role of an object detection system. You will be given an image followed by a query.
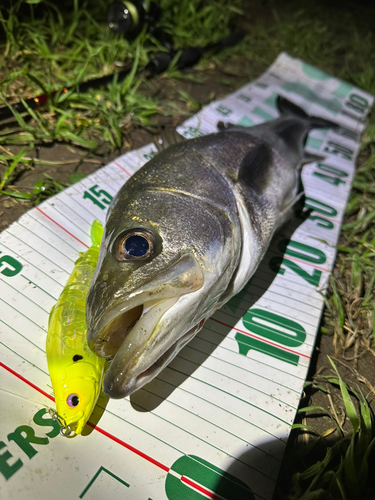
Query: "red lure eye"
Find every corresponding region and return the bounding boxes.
[67,394,79,407]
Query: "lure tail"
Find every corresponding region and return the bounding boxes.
[91,219,104,247]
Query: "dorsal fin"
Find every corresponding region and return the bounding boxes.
[155,128,186,152]
[217,121,238,131]
[238,143,273,192]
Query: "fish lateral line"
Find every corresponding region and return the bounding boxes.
[140,186,235,216]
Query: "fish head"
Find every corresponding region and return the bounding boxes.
[86,185,239,399]
[52,360,103,435]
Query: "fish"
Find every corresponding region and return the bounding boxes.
[46,220,106,435]
[86,96,336,399]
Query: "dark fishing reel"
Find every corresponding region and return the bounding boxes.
[107,1,162,39]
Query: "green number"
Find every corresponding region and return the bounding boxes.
[143,151,155,160]
[89,185,112,205]
[236,94,251,103]
[313,161,351,186]
[316,163,348,177]
[313,172,346,186]
[255,82,267,89]
[83,184,113,210]
[345,93,369,115]
[243,308,306,347]
[0,253,22,277]
[83,191,105,209]
[269,256,322,286]
[236,308,306,365]
[323,141,353,160]
[235,332,299,365]
[277,239,326,264]
[308,215,334,229]
[304,197,337,217]
[216,105,232,117]
[0,442,23,480]
[165,454,254,500]
[333,127,358,141]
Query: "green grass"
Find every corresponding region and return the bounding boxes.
[0,0,242,197]
[323,124,375,356]
[278,360,375,500]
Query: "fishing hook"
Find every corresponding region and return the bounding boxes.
[48,408,74,437]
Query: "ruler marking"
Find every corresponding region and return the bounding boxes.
[210,318,311,360]
[36,207,89,248]
[113,160,132,177]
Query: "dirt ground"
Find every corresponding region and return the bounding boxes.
[1,39,374,499]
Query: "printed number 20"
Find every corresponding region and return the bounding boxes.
[83,185,113,210]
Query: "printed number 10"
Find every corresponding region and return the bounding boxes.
[83,185,113,210]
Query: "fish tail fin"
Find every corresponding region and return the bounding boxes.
[277,95,339,130]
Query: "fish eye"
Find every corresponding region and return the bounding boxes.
[115,228,156,261]
[67,394,80,407]
[73,354,83,362]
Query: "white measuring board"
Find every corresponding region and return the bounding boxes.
[0,52,373,500]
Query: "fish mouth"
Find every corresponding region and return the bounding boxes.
[88,295,197,399]
[87,252,205,399]
[89,297,177,359]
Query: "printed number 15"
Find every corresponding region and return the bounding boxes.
[83,185,113,210]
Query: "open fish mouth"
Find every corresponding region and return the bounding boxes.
[90,296,178,357]
[87,251,205,398]
[88,294,200,398]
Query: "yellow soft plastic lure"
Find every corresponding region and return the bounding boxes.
[46,220,106,436]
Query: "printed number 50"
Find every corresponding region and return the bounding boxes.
[83,185,113,210]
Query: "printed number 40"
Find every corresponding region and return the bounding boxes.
[83,185,113,210]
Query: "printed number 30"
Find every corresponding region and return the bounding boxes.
[83,185,113,210]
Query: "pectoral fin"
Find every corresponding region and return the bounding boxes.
[237,143,273,192]
[278,185,305,229]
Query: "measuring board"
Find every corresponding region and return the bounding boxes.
[0,53,373,500]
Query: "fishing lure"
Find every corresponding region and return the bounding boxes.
[46,220,106,436]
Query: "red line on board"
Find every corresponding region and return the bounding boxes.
[0,361,245,500]
[88,423,170,473]
[282,255,330,273]
[210,318,310,359]
[181,476,224,500]
[0,361,54,402]
[113,161,132,177]
[36,207,89,249]
[0,361,170,471]
[0,362,257,500]
[309,214,341,224]
[200,114,217,127]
